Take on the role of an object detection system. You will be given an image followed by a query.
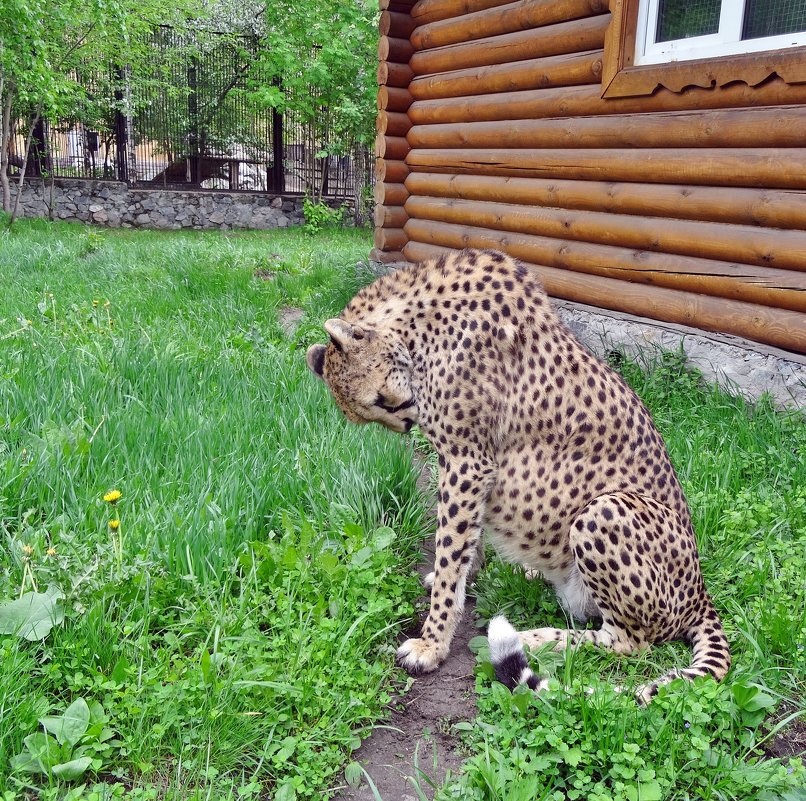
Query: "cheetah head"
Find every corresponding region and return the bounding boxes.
[306,319,418,434]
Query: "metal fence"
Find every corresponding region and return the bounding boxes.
[9,27,370,202]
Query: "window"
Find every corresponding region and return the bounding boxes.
[636,0,806,65]
[602,0,806,98]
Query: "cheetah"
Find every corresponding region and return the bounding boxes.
[306,248,731,702]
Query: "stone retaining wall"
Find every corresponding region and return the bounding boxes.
[553,299,806,410]
[11,177,327,230]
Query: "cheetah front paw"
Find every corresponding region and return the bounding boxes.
[396,637,448,674]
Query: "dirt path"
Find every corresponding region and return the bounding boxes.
[332,557,478,800]
[332,464,478,800]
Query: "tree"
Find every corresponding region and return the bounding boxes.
[0,0,200,222]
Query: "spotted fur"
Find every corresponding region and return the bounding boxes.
[307,249,731,701]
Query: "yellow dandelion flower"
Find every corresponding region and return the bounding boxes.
[104,301,111,308]
[46,547,57,557]
[22,544,34,556]
[109,519,120,530]
[104,489,122,503]
[92,299,99,307]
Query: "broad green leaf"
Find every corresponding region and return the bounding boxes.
[22,732,61,772]
[638,780,663,800]
[743,691,776,712]
[467,635,489,654]
[52,757,92,780]
[201,650,215,684]
[371,526,395,550]
[274,783,296,801]
[350,546,373,568]
[110,656,129,684]
[10,749,46,775]
[41,698,90,747]
[344,761,362,788]
[0,588,64,640]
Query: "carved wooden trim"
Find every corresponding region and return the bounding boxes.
[603,0,806,98]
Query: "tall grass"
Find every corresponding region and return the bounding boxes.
[0,220,427,798]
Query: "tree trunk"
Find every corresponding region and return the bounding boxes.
[0,75,11,214]
[9,109,41,226]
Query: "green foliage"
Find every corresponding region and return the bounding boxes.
[0,221,427,798]
[11,698,118,781]
[254,0,379,150]
[0,586,64,640]
[303,196,346,235]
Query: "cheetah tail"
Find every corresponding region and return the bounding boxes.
[637,613,732,705]
[488,616,548,692]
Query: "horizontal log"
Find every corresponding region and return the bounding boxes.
[370,247,408,264]
[403,219,806,312]
[375,182,409,206]
[378,86,413,112]
[380,10,417,38]
[375,227,409,251]
[375,159,410,184]
[377,110,412,137]
[410,14,608,75]
[411,0,513,26]
[405,148,806,190]
[376,135,411,161]
[408,78,806,124]
[405,196,806,283]
[412,0,607,50]
[401,239,806,353]
[404,173,806,231]
[374,205,409,228]
[378,35,414,63]
[408,106,806,149]
[378,61,414,88]
[410,50,602,100]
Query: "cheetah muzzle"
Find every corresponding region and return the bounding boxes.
[307,248,731,702]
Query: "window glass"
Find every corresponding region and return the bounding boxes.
[655,0,721,43]
[743,0,806,40]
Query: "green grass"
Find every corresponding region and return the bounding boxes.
[0,219,427,799]
[437,352,806,801]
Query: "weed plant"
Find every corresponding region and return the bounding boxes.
[0,220,427,799]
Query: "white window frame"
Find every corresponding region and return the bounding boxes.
[635,0,806,65]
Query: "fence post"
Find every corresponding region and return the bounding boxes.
[271,88,284,193]
[187,57,200,185]
[114,67,128,183]
[29,118,50,177]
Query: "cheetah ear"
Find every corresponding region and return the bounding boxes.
[324,318,353,348]
[306,344,326,378]
[324,318,372,348]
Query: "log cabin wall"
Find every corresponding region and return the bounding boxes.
[373,0,806,354]
[371,0,417,264]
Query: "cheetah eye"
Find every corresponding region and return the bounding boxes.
[374,392,415,414]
